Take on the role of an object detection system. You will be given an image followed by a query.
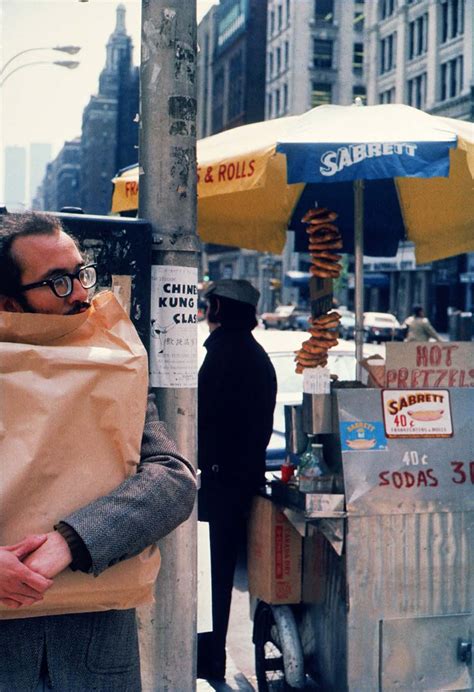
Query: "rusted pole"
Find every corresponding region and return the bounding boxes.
[138,1,198,690]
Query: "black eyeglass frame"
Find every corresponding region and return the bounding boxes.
[18,263,98,298]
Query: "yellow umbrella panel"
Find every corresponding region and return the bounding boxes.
[112,117,304,254]
[398,118,474,264]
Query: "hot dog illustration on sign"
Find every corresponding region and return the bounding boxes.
[382,389,453,438]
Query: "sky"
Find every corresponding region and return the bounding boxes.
[0,0,217,197]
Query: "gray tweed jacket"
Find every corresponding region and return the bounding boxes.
[0,394,196,692]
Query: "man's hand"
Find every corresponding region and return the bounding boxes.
[23,530,73,580]
[0,535,53,609]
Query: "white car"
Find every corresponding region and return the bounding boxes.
[363,311,404,343]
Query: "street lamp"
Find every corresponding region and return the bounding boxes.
[0,60,80,88]
[0,45,81,78]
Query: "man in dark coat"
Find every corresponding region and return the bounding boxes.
[197,279,277,681]
[0,212,196,691]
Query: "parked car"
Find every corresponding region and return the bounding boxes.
[338,307,356,340]
[363,311,404,343]
[290,311,311,331]
[260,305,296,330]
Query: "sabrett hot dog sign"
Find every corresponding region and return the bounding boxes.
[385,342,474,389]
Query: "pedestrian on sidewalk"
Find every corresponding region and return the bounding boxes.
[197,280,277,682]
[403,305,442,342]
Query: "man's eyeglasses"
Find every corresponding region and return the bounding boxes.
[18,263,98,299]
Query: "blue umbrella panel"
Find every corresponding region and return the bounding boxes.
[290,178,405,257]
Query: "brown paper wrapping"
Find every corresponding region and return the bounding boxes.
[0,291,161,619]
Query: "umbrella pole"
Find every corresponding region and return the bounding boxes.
[354,178,364,381]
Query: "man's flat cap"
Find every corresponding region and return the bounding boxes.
[203,279,260,307]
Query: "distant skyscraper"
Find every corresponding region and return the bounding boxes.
[29,143,52,204]
[4,146,26,211]
[81,3,139,214]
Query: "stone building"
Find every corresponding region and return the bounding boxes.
[33,138,81,212]
[37,4,139,216]
[265,0,366,119]
[80,4,139,215]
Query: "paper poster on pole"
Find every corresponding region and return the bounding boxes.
[150,265,198,388]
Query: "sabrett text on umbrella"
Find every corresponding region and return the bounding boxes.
[320,142,417,177]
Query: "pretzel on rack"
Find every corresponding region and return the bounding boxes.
[295,208,344,374]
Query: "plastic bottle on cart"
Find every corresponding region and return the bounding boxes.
[298,437,333,493]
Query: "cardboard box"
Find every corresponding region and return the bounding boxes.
[359,354,386,388]
[248,496,302,604]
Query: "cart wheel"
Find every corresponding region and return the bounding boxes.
[254,603,298,691]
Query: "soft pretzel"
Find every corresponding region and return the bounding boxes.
[301,208,338,223]
[308,240,343,251]
[305,223,340,236]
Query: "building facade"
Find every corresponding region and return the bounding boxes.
[365,0,472,119]
[29,143,52,206]
[80,4,139,215]
[197,6,219,139]
[210,0,267,134]
[34,138,81,212]
[363,0,473,329]
[266,0,366,120]
[36,4,139,216]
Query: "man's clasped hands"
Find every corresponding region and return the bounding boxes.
[0,532,73,609]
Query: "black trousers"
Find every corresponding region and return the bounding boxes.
[198,477,254,678]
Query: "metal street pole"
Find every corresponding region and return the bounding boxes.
[138,2,198,691]
[354,178,364,382]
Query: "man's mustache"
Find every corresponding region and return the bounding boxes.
[67,301,91,315]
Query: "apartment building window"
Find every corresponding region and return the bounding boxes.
[441,0,464,43]
[380,0,396,20]
[286,0,291,24]
[407,72,427,108]
[313,39,333,69]
[283,83,289,112]
[379,87,395,103]
[380,33,396,73]
[212,69,225,132]
[440,55,463,100]
[285,41,290,68]
[228,51,244,121]
[408,13,428,59]
[353,43,364,75]
[267,92,273,117]
[312,82,332,106]
[315,0,334,25]
[353,85,367,104]
[275,88,281,115]
[278,4,283,30]
[268,51,274,79]
[276,46,281,74]
[354,11,364,31]
[269,10,274,36]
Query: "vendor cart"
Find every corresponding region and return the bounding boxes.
[250,382,473,691]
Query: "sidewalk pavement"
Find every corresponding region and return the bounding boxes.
[196,653,256,691]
